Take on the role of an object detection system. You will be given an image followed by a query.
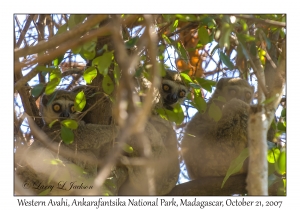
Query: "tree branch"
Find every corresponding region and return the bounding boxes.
[235,15,286,28]
[14,26,111,91]
[15,14,35,48]
[14,15,108,58]
[168,174,247,195]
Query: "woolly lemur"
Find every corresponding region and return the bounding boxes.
[181,78,254,179]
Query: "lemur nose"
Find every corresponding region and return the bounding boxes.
[60,111,70,118]
[166,93,178,103]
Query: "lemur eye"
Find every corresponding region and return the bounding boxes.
[162,84,171,92]
[178,90,186,98]
[70,105,76,113]
[52,104,61,112]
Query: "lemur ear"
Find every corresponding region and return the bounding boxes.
[216,78,229,90]
[41,94,50,106]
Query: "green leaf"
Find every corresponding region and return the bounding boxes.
[162,34,172,44]
[83,38,97,51]
[31,84,44,97]
[175,14,198,22]
[170,19,178,33]
[68,14,87,30]
[198,26,210,45]
[135,66,144,78]
[38,188,51,196]
[49,159,63,165]
[220,52,235,70]
[238,41,250,60]
[268,162,276,176]
[61,119,78,130]
[192,94,207,114]
[176,41,189,63]
[249,42,257,57]
[157,63,166,77]
[71,46,82,54]
[171,39,188,65]
[44,69,61,94]
[123,143,134,154]
[180,72,193,83]
[74,90,86,112]
[172,103,184,124]
[162,14,172,22]
[92,51,114,76]
[210,43,219,56]
[236,34,255,43]
[277,122,286,132]
[196,78,216,92]
[157,103,184,125]
[83,66,97,84]
[219,23,231,49]
[221,148,249,188]
[45,78,60,95]
[259,30,272,50]
[53,55,64,67]
[102,75,114,95]
[277,178,286,196]
[48,119,59,128]
[238,19,248,31]
[80,49,96,60]
[68,15,77,30]
[55,23,68,35]
[267,148,280,163]
[280,28,286,39]
[61,125,74,144]
[49,68,62,81]
[281,108,286,118]
[208,102,222,122]
[189,83,201,89]
[68,163,86,175]
[275,149,286,175]
[200,16,216,29]
[114,64,121,85]
[125,37,139,49]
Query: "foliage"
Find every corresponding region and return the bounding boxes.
[14,14,286,195]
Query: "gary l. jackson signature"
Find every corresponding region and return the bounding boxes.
[23,181,93,192]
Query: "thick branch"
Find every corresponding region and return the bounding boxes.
[168,174,247,196]
[235,15,286,28]
[247,107,268,195]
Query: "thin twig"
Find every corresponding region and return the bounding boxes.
[15,14,35,48]
[20,113,104,167]
[14,26,111,91]
[258,32,277,69]
[231,35,269,97]
[14,15,140,92]
[15,15,108,58]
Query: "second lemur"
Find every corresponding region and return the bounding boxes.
[181,77,254,179]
